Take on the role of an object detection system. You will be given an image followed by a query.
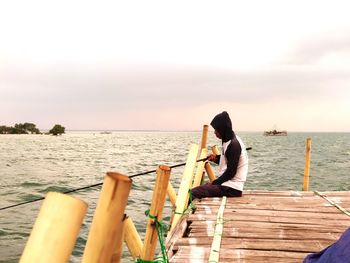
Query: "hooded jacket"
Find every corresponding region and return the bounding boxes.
[210,111,234,142]
[210,111,248,190]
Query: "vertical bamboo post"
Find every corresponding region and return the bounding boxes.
[211,145,220,155]
[303,138,312,191]
[170,144,199,231]
[205,145,219,182]
[112,215,126,263]
[205,162,217,182]
[167,182,177,208]
[82,172,132,263]
[193,148,208,187]
[20,192,87,263]
[141,165,171,261]
[123,216,143,260]
[200,125,209,150]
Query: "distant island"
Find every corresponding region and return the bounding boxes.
[0,123,65,136]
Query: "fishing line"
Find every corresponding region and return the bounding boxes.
[0,158,206,211]
[0,147,252,211]
[0,182,105,211]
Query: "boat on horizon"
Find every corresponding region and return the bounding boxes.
[100,131,112,134]
[263,129,287,136]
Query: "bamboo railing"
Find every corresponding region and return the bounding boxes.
[19,125,312,262]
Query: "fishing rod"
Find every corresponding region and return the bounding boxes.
[129,147,252,178]
[0,147,252,211]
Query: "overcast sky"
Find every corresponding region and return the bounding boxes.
[1,1,350,131]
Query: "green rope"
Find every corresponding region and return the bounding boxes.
[173,189,196,216]
[136,209,169,263]
[187,189,196,211]
[137,191,196,263]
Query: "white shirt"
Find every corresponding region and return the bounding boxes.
[218,136,249,191]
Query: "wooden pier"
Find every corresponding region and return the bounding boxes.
[166,190,350,262]
[17,127,350,262]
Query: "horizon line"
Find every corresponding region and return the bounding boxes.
[57,129,350,133]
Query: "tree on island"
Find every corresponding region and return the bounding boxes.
[49,124,65,136]
[0,123,66,135]
[16,123,41,134]
[0,123,41,134]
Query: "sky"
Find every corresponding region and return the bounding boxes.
[1,0,350,132]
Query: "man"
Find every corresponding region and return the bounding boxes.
[191,111,248,199]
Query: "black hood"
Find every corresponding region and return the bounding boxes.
[210,111,235,142]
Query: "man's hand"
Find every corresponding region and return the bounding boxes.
[207,154,217,162]
[211,179,221,185]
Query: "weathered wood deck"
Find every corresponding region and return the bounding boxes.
[166,191,350,262]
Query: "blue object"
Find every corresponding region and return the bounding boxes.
[303,227,350,263]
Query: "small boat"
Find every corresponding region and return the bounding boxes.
[100,131,112,134]
[263,129,287,136]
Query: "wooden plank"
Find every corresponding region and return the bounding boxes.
[197,200,339,211]
[243,190,315,196]
[186,228,341,241]
[188,220,349,233]
[219,238,330,252]
[166,216,188,259]
[187,214,350,226]
[320,191,350,196]
[194,207,349,220]
[171,247,308,260]
[223,205,339,213]
[315,191,350,217]
[196,198,327,206]
[173,238,331,253]
[177,229,339,245]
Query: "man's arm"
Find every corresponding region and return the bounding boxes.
[212,140,241,185]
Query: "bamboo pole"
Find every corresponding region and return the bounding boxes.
[211,145,220,155]
[123,216,143,260]
[205,162,217,182]
[303,138,312,191]
[193,148,208,187]
[208,196,227,263]
[167,182,177,231]
[112,215,126,263]
[141,165,171,261]
[200,125,209,150]
[20,192,87,263]
[82,172,132,263]
[203,145,219,182]
[167,182,177,208]
[170,144,199,231]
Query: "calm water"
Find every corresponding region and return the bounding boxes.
[1,131,350,262]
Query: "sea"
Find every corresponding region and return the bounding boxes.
[1,131,350,262]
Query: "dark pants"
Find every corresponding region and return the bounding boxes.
[191,183,242,200]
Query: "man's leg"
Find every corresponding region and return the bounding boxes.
[191,183,226,199]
